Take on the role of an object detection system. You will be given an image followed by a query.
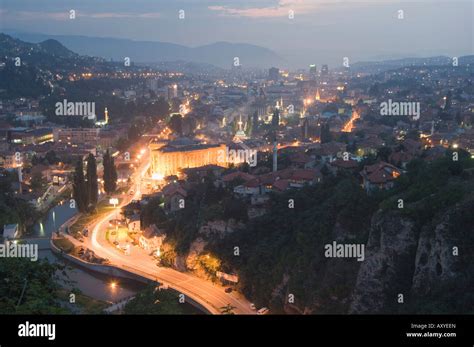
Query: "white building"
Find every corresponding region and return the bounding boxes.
[3,224,19,240]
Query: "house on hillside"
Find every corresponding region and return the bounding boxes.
[360,162,401,192]
[162,183,187,213]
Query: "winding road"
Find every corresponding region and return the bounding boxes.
[83,144,255,314]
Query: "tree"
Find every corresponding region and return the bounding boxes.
[169,113,183,136]
[0,258,70,314]
[223,197,248,222]
[271,108,280,128]
[29,172,46,193]
[103,149,117,194]
[154,96,170,119]
[124,285,186,314]
[86,153,98,207]
[320,123,332,144]
[444,90,452,110]
[45,150,59,165]
[141,197,167,228]
[377,146,392,162]
[73,159,88,212]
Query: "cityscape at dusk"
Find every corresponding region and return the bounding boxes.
[0,0,473,345]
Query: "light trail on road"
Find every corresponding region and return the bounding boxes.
[89,147,254,314]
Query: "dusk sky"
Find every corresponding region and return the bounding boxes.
[1,0,473,67]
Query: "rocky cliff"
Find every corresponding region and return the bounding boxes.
[350,198,474,314]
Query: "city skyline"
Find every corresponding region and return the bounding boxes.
[1,1,474,344]
[1,0,473,68]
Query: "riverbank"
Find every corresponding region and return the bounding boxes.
[27,200,144,307]
[50,234,208,314]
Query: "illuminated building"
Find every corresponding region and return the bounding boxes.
[9,128,53,145]
[53,128,100,145]
[149,138,229,177]
[233,115,248,142]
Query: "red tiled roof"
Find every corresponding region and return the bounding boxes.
[290,168,320,181]
[162,183,187,197]
[222,171,255,182]
[244,178,262,188]
[289,152,312,164]
[362,161,401,184]
[367,170,395,184]
[243,168,321,188]
[314,142,346,156]
[330,158,358,169]
[273,179,289,191]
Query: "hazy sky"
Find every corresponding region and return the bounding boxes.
[1,0,473,67]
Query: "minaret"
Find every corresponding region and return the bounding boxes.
[272,141,278,172]
[104,107,109,124]
[431,120,435,136]
[18,166,22,194]
[315,88,321,101]
[237,114,243,131]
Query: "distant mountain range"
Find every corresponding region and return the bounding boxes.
[4,31,285,69]
[0,33,109,71]
[350,55,474,73]
[0,33,77,60]
[3,31,472,74]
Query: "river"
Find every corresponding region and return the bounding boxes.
[31,201,202,314]
[32,201,144,303]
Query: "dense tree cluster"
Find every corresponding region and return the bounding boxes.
[0,258,69,314]
[72,153,101,212]
[103,149,118,195]
[206,151,474,313]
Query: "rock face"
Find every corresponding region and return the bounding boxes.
[412,219,459,295]
[350,211,417,313]
[185,237,207,271]
[410,200,474,306]
[350,199,474,314]
[198,219,243,238]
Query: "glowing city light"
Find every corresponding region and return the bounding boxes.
[109,198,119,206]
[152,173,164,181]
[342,110,360,133]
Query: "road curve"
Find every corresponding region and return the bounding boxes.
[89,207,254,314]
[86,151,254,314]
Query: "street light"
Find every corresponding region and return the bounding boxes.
[109,198,119,208]
[109,198,120,243]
